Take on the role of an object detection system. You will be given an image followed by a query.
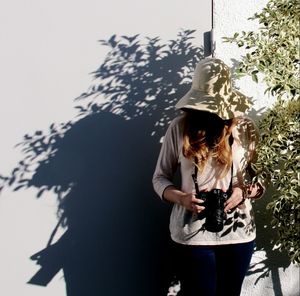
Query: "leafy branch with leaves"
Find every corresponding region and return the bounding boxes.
[224,0,300,264]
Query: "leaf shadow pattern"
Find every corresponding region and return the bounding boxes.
[220,210,252,237]
[0,30,204,296]
[229,57,267,122]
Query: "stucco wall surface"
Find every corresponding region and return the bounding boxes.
[0,1,211,295]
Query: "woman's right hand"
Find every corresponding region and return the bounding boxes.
[179,192,205,214]
[163,186,205,214]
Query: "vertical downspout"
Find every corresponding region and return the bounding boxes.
[211,0,215,58]
[203,0,215,58]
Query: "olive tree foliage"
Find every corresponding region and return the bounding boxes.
[224,0,300,264]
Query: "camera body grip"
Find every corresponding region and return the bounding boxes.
[196,189,231,233]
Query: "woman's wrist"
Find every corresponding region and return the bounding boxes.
[163,186,185,205]
[231,187,246,205]
[242,185,249,200]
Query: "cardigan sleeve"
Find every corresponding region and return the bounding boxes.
[152,117,181,200]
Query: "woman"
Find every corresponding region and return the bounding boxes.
[152,58,265,296]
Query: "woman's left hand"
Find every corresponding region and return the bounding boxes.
[246,183,264,199]
[224,187,244,212]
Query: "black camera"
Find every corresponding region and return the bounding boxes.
[196,189,230,233]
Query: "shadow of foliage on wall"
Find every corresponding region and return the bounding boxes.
[0,29,291,296]
[0,29,203,296]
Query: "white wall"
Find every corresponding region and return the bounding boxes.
[213,0,275,116]
[0,1,211,295]
[2,1,298,295]
[213,1,300,296]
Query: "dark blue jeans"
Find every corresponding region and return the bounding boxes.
[174,240,255,296]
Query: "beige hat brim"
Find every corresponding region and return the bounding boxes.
[175,88,252,120]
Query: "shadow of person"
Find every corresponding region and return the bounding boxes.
[1,30,204,295]
[28,112,174,295]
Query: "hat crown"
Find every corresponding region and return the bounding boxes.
[175,58,252,119]
[192,58,232,96]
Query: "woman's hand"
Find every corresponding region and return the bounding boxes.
[224,182,265,212]
[179,192,205,214]
[224,187,244,212]
[163,186,205,214]
[245,182,264,199]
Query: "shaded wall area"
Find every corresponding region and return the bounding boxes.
[0,30,203,295]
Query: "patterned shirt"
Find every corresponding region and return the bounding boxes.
[152,114,263,245]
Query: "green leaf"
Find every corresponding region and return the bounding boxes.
[252,73,258,83]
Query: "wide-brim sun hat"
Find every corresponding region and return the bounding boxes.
[175,58,252,120]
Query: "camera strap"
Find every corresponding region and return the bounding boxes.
[192,134,234,194]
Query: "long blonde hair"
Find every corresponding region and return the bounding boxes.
[182,110,237,177]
